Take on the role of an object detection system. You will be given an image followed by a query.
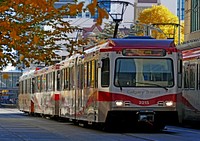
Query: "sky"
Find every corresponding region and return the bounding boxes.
[3,64,16,72]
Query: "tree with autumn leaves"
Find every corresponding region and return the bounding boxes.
[0,0,108,70]
[137,5,184,45]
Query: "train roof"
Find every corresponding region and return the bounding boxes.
[19,69,35,81]
[108,38,175,48]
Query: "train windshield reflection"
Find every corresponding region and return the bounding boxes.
[114,58,174,87]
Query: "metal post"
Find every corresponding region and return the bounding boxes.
[113,21,119,38]
[178,0,181,44]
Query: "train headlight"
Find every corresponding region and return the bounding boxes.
[165,101,173,107]
[115,101,123,107]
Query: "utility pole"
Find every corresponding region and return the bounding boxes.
[178,0,181,44]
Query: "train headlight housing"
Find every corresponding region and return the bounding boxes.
[165,101,173,107]
[115,101,123,107]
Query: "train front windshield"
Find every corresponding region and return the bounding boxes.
[114,58,174,88]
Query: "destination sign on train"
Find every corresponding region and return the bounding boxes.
[122,49,166,56]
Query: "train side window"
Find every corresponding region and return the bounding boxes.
[57,70,61,91]
[184,63,196,89]
[41,74,46,92]
[77,65,84,89]
[101,58,110,87]
[189,64,195,89]
[28,79,31,94]
[32,78,35,94]
[35,76,39,93]
[183,64,190,89]
[20,81,23,94]
[88,62,91,87]
[25,80,27,94]
[63,68,68,90]
[60,70,63,90]
[198,64,200,90]
[90,60,96,88]
[47,73,53,91]
[70,67,74,90]
[45,74,48,92]
[67,68,70,90]
[95,60,98,88]
[53,72,55,91]
[177,59,182,88]
[84,63,88,88]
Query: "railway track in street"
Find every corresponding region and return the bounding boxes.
[0,108,200,141]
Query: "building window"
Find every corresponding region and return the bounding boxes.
[85,12,90,18]
[191,0,200,32]
[78,13,82,18]
[177,0,185,20]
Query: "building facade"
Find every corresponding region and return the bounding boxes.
[0,71,22,105]
[177,0,185,20]
[184,0,200,43]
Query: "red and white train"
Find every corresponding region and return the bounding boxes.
[18,36,183,130]
[177,44,200,124]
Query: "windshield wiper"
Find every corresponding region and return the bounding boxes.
[117,80,122,91]
[135,82,168,91]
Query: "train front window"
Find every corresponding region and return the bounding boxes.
[114,58,174,87]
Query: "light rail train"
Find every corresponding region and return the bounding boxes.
[18,36,183,130]
[177,44,200,124]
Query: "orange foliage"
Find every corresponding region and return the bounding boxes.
[0,0,108,70]
[33,36,39,44]
[69,2,84,15]
[96,7,109,25]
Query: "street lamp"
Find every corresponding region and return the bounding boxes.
[98,1,134,38]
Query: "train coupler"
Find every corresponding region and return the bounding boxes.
[136,110,155,123]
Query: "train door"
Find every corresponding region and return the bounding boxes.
[80,58,98,122]
[190,63,198,108]
[60,67,70,118]
[198,60,200,91]
[182,61,199,121]
[77,63,84,120]
[98,57,110,123]
[55,70,60,116]
[197,60,200,116]
[30,78,34,113]
[70,66,75,118]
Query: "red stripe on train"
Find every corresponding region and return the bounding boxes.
[181,96,199,112]
[54,94,60,101]
[98,91,177,106]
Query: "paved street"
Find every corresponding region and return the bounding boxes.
[1,108,200,141]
